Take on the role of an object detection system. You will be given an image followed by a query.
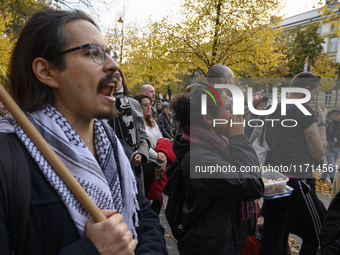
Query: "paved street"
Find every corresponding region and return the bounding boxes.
[159,192,331,255]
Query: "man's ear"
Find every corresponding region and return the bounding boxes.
[32,58,59,89]
[202,112,213,125]
[303,86,311,98]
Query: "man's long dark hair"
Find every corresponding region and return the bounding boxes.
[8,8,98,112]
[117,68,130,96]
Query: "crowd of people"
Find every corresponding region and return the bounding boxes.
[0,7,340,255]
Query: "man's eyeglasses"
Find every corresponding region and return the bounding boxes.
[48,43,117,64]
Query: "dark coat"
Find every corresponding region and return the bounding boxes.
[0,135,167,255]
[152,107,162,128]
[159,113,172,139]
[173,134,264,255]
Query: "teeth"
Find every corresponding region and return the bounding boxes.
[107,83,115,87]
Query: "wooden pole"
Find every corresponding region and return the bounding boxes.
[0,84,106,223]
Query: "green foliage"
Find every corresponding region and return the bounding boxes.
[160,0,287,78]
[310,53,339,92]
[319,1,340,36]
[0,0,48,38]
[0,0,49,85]
[286,24,325,76]
[105,0,290,97]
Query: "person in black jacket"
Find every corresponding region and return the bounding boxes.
[159,102,172,140]
[169,83,264,255]
[0,8,166,255]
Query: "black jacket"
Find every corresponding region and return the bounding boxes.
[159,113,172,139]
[0,135,167,255]
[152,107,162,128]
[173,134,264,255]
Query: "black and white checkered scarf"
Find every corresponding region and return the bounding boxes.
[0,105,139,240]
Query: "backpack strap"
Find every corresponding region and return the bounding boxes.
[0,133,31,255]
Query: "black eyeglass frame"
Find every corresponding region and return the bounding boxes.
[48,43,117,64]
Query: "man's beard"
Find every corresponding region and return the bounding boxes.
[96,104,120,120]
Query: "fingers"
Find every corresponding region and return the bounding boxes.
[156,152,166,163]
[133,154,142,166]
[102,209,118,219]
[86,211,135,255]
[133,154,141,161]
[155,164,166,176]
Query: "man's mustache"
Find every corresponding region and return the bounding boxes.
[98,73,115,91]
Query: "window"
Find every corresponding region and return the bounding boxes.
[317,27,322,34]
[310,99,315,105]
[330,37,338,52]
[331,24,336,31]
[324,91,332,106]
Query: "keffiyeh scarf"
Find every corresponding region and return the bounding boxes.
[0,105,139,240]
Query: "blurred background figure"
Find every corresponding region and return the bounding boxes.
[108,68,150,192]
[134,94,175,215]
[156,100,163,114]
[168,83,263,254]
[159,102,173,140]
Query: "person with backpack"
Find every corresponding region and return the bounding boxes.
[167,83,264,255]
[259,72,327,255]
[0,8,166,255]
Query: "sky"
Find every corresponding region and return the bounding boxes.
[73,0,325,34]
[282,0,323,18]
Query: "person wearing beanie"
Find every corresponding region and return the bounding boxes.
[159,102,172,140]
[156,100,162,114]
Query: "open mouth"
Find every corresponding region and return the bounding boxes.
[99,82,115,98]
